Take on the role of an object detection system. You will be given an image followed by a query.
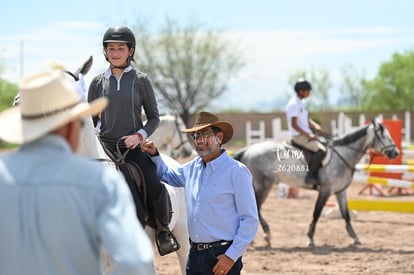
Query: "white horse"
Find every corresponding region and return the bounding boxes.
[78,112,194,162]
[151,113,195,160]
[71,57,189,275]
[78,115,189,274]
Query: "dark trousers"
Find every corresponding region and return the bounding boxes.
[186,243,243,275]
[123,148,162,201]
[102,140,163,202]
[101,138,164,224]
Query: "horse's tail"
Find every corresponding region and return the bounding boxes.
[232,147,247,162]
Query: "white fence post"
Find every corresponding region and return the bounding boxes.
[245,120,266,145]
[271,118,290,141]
[405,111,411,145]
[338,112,345,136]
[359,114,366,127]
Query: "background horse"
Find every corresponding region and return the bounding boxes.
[69,57,189,275]
[148,113,194,160]
[234,119,399,247]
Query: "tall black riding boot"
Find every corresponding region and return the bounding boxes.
[151,184,180,256]
[305,149,325,185]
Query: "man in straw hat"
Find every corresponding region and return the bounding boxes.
[141,111,259,275]
[0,67,156,275]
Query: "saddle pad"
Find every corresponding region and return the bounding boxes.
[284,140,331,167]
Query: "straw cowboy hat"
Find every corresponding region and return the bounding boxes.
[181,111,233,144]
[0,68,108,144]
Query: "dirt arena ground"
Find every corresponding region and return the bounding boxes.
[153,180,414,275]
[2,147,413,274]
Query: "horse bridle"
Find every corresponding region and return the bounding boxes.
[370,123,397,156]
[330,122,397,173]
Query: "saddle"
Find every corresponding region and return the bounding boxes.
[288,138,331,167]
[289,140,314,165]
[98,138,173,229]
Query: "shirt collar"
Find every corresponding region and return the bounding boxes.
[104,65,133,79]
[195,149,228,169]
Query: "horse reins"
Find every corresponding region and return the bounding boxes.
[330,122,397,173]
[330,139,371,174]
[331,146,358,174]
[96,135,130,166]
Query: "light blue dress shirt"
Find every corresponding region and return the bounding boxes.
[0,135,156,275]
[152,149,259,261]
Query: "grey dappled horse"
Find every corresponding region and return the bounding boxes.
[234,119,399,247]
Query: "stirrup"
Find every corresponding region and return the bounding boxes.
[156,230,180,256]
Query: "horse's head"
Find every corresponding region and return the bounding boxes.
[10,56,100,159]
[173,113,196,158]
[152,114,194,159]
[12,56,93,107]
[48,56,93,101]
[370,118,399,159]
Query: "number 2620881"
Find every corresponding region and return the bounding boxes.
[276,164,309,172]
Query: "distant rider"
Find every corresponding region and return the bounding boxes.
[285,79,326,185]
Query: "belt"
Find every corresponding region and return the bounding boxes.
[189,240,232,251]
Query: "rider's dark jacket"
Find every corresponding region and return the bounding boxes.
[88,66,159,141]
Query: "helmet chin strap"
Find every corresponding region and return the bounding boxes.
[110,64,129,70]
[104,53,133,70]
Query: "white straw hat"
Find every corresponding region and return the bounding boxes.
[0,68,107,144]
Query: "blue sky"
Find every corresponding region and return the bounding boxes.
[1,0,413,111]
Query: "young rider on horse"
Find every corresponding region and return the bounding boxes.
[87,26,179,256]
[285,79,326,185]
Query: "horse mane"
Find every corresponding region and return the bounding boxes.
[333,125,369,146]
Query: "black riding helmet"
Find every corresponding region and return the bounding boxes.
[294,78,312,92]
[103,26,136,66]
